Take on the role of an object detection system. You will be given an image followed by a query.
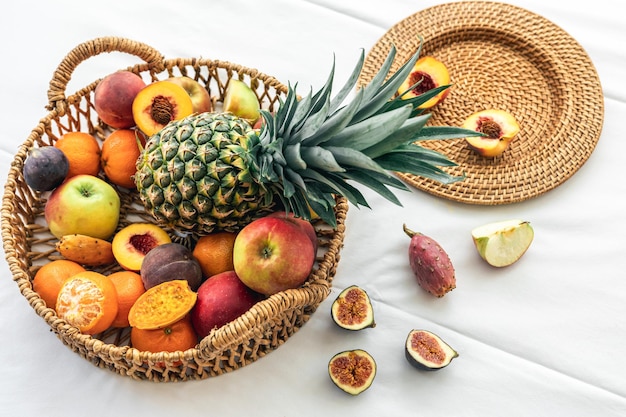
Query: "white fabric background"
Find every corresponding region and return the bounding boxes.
[1,1,624,416]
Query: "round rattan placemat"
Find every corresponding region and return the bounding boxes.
[358,1,604,205]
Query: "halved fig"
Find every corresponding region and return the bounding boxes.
[330,285,375,330]
[328,349,376,395]
[405,329,458,370]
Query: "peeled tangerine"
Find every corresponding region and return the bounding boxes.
[471,219,534,267]
[405,329,458,370]
[330,285,375,331]
[463,109,520,157]
[403,224,456,297]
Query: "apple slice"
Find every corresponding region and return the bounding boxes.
[471,219,534,267]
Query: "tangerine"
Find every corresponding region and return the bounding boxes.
[130,315,198,353]
[54,132,101,178]
[32,260,86,310]
[108,270,146,328]
[192,231,238,278]
[101,128,147,189]
[128,279,197,330]
[55,271,118,335]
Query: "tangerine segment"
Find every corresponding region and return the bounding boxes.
[128,279,197,330]
[55,271,118,335]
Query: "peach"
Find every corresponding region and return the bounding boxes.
[111,223,172,271]
[397,56,450,109]
[463,109,520,158]
[94,71,147,129]
[132,81,194,136]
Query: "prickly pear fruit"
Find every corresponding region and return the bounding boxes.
[403,224,456,297]
[55,233,115,267]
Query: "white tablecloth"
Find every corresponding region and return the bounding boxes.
[1,1,624,416]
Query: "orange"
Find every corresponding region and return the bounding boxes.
[54,132,102,178]
[128,279,197,330]
[192,231,238,278]
[100,128,147,189]
[108,270,146,328]
[55,271,118,335]
[130,315,198,352]
[32,260,86,310]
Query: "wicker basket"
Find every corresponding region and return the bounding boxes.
[1,37,348,382]
[358,1,604,205]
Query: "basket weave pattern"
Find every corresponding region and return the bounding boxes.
[2,37,347,382]
[359,1,604,205]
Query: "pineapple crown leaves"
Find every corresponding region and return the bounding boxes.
[252,43,481,227]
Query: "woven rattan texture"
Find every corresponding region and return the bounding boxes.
[359,1,604,205]
[1,37,348,382]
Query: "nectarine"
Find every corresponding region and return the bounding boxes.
[94,71,146,129]
[463,109,520,157]
[111,223,172,271]
[397,56,450,109]
[132,81,194,136]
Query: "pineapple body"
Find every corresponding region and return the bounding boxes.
[135,112,273,234]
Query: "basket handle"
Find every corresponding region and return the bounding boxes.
[46,36,166,113]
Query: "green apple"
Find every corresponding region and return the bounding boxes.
[45,174,121,240]
[232,215,315,295]
[471,219,534,267]
[222,79,260,124]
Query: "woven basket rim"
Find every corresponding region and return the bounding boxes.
[358,1,604,205]
[1,37,348,382]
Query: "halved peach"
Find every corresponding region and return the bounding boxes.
[132,81,194,136]
[111,223,172,271]
[463,109,520,157]
[397,56,450,109]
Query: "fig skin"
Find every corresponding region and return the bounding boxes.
[140,242,203,291]
[23,146,69,192]
[403,224,456,297]
[405,329,458,370]
[330,285,375,331]
[328,349,376,395]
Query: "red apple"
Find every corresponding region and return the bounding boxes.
[233,216,316,295]
[190,270,260,339]
[45,174,120,240]
[267,211,318,253]
[166,76,213,114]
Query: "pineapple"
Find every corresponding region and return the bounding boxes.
[135,45,475,234]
